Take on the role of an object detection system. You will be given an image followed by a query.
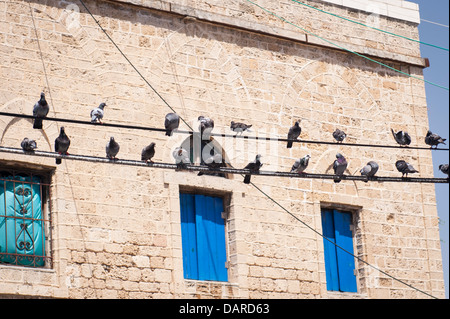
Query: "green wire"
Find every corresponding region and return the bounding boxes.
[290,0,449,52]
[245,0,449,91]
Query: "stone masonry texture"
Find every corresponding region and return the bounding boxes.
[0,0,445,298]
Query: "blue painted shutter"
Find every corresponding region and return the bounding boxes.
[180,193,198,279]
[321,209,340,291]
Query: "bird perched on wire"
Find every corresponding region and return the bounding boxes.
[54,127,70,165]
[32,92,49,129]
[106,137,120,160]
[290,155,310,174]
[395,160,418,178]
[21,138,37,153]
[332,129,347,143]
[286,121,301,148]
[333,153,347,183]
[198,116,214,140]
[198,153,223,176]
[425,130,446,148]
[391,129,411,146]
[360,161,379,182]
[439,164,449,177]
[173,147,190,169]
[165,113,180,136]
[141,142,156,163]
[90,102,106,124]
[230,121,252,135]
[243,154,262,184]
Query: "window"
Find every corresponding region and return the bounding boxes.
[0,169,51,268]
[179,193,228,282]
[321,209,357,293]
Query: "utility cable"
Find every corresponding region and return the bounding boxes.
[290,0,449,52]
[245,0,449,91]
[421,19,449,29]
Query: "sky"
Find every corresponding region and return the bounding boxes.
[409,0,449,299]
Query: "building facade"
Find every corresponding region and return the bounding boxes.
[0,0,445,298]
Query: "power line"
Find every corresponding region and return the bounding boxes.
[1,111,449,152]
[421,19,449,29]
[245,0,450,91]
[290,0,449,52]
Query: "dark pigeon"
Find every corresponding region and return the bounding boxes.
[198,153,223,176]
[106,137,120,160]
[391,129,411,146]
[230,121,252,135]
[425,130,446,148]
[141,142,156,163]
[395,160,419,178]
[333,153,347,183]
[33,92,49,129]
[332,129,347,143]
[287,121,301,148]
[291,155,310,174]
[21,138,37,152]
[54,127,70,165]
[360,161,379,182]
[173,147,190,169]
[165,113,180,136]
[243,154,262,184]
[198,116,214,140]
[90,102,106,123]
[439,164,449,177]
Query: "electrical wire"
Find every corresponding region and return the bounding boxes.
[1,111,448,151]
[245,0,450,91]
[289,0,449,52]
[421,19,449,29]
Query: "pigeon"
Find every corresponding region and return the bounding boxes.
[425,130,446,148]
[198,153,223,176]
[360,161,379,182]
[173,147,190,169]
[286,121,301,148]
[230,121,252,135]
[395,160,419,178]
[243,154,263,184]
[332,129,347,143]
[333,153,347,183]
[90,102,106,123]
[141,142,156,163]
[198,116,214,139]
[439,164,449,177]
[164,113,180,136]
[290,155,310,174]
[33,92,49,129]
[21,138,37,152]
[391,129,411,146]
[54,127,70,165]
[106,137,120,160]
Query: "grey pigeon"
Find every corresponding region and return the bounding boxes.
[243,154,263,184]
[54,127,70,165]
[439,164,449,177]
[395,160,418,178]
[173,147,190,169]
[198,116,214,140]
[391,129,411,146]
[332,129,347,143]
[290,155,310,174]
[21,138,37,152]
[333,153,347,183]
[106,137,120,160]
[360,161,379,182]
[230,121,252,135]
[33,92,49,129]
[198,153,223,176]
[141,142,156,163]
[425,130,446,148]
[165,113,180,136]
[287,121,301,148]
[90,102,106,123]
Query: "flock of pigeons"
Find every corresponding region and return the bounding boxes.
[17,93,449,184]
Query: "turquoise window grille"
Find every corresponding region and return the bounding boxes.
[0,172,49,267]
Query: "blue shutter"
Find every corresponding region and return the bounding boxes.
[333,210,357,293]
[321,209,340,291]
[179,193,198,279]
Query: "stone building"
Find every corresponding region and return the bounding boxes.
[0,0,445,298]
